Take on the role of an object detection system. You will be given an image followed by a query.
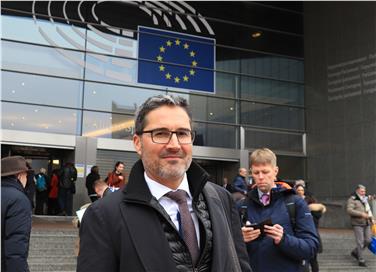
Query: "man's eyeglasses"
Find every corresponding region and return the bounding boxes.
[139,129,195,144]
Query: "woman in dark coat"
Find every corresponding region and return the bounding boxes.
[1,156,32,272]
[85,166,100,202]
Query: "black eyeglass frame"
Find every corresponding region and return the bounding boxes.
[138,129,195,144]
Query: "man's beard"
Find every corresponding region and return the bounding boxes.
[141,147,192,182]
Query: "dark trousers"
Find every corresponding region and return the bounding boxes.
[47,197,59,215]
[58,187,73,216]
[35,190,48,215]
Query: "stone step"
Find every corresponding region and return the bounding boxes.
[29,263,76,272]
[28,256,77,263]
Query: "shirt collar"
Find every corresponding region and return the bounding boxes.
[257,186,277,199]
[144,172,191,201]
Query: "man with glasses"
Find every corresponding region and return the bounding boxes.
[78,95,251,272]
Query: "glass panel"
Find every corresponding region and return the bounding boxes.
[2,71,83,108]
[240,101,304,130]
[2,40,84,79]
[218,48,304,83]
[1,102,81,135]
[86,28,137,58]
[245,128,303,153]
[215,72,237,98]
[168,93,236,124]
[85,53,137,85]
[2,15,86,49]
[240,76,304,106]
[82,111,134,139]
[84,82,164,114]
[193,122,237,149]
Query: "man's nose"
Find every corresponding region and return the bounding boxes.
[166,133,180,147]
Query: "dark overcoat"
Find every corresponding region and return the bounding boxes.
[77,160,251,272]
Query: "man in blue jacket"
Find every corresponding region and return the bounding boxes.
[1,156,32,272]
[242,148,319,272]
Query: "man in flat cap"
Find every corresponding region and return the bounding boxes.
[1,155,32,272]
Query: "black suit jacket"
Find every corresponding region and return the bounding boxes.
[77,160,251,272]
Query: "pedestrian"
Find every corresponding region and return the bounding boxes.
[93,179,113,199]
[47,169,60,215]
[35,167,49,215]
[85,166,100,202]
[241,148,319,272]
[233,168,248,196]
[24,159,36,210]
[105,161,126,189]
[77,95,251,272]
[347,184,375,267]
[58,162,77,216]
[1,156,32,271]
[295,183,326,272]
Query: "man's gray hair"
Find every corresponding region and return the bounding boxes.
[134,94,192,134]
[356,184,366,190]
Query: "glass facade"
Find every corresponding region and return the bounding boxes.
[1,1,305,154]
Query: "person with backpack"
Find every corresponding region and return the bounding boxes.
[35,167,49,215]
[58,162,77,216]
[241,148,319,272]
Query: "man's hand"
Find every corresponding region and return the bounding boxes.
[362,212,370,219]
[264,224,284,245]
[242,225,261,243]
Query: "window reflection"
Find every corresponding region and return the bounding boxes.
[1,102,81,135]
[84,82,163,114]
[2,15,86,49]
[245,128,303,153]
[2,41,84,79]
[194,122,237,148]
[85,53,137,85]
[167,93,236,124]
[240,76,304,106]
[82,111,134,139]
[2,71,83,108]
[240,101,304,130]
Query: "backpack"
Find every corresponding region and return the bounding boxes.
[36,174,47,192]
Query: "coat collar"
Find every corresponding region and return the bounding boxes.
[1,176,25,192]
[123,160,210,204]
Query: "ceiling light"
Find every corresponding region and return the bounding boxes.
[252,31,262,38]
[11,90,16,94]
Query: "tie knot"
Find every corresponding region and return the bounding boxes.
[261,193,270,205]
[166,189,188,204]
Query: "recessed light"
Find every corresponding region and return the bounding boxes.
[21,116,25,120]
[58,120,62,123]
[209,112,214,116]
[92,91,96,94]
[11,90,16,94]
[10,122,15,126]
[252,31,262,38]
[21,82,25,86]
[230,107,234,111]
[34,109,39,112]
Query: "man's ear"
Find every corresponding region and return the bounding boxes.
[133,134,142,156]
[274,166,279,177]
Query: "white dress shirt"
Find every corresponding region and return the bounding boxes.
[144,172,201,247]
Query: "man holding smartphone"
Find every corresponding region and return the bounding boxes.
[241,148,319,272]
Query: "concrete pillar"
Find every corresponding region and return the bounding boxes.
[73,136,97,212]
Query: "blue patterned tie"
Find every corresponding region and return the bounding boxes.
[166,190,199,265]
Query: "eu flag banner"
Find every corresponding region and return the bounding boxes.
[138,26,215,93]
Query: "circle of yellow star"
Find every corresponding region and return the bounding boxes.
[175,39,181,46]
[174,77,180,83]
[192,61,197,67]
[156,55,163,61]
[165,73,172,79]
[183,75,189,82]
[159,65,165,71]
[190,51,196,57]
[183,43,189,49]
[166,40,172,46]
[189,69,195,76]
[159,46,166,53]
